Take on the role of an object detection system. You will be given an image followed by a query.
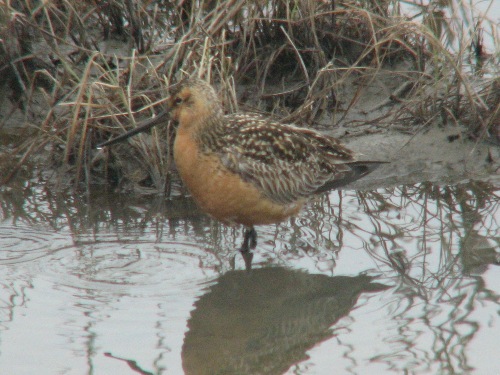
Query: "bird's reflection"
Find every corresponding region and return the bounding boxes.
[182,267,389,375]
[460,229,500,275]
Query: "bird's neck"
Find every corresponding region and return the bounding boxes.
[190,110,228,153]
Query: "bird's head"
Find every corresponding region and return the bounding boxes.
[96,77,222,148]
[167,78,223,132]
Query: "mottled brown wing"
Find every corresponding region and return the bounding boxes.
[218,117,358,204]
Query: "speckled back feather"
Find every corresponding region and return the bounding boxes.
[174,78,377,205]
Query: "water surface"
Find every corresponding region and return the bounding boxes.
[0,176,498,374]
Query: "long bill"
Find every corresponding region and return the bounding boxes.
[96,110,170,148]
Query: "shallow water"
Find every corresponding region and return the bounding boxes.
[0,176,498,375]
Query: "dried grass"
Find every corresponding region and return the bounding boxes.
[0,0,498,192]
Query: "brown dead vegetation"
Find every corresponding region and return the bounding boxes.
[0,0,498,192]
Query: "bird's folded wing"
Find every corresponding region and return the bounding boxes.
[218,124,356,204]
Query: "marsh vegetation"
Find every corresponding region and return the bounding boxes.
[1,0,498,192]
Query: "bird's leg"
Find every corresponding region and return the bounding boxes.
[241,251,254,271]
[240,226,257,253]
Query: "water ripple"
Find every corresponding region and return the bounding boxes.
[0,220,215,297]
[0,221,75,265]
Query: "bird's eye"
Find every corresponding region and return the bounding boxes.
[174,97,183,105]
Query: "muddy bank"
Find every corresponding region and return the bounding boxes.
[339,126,499,189]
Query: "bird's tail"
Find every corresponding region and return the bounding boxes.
[315,161,387,193]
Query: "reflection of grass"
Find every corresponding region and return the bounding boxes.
[357,181,499,273]
[2,177,497,375]
[310,182,499,374]
[1,177,497,372]
[1,175,497,276]
[354,181,499,373]
[0,0,498,189]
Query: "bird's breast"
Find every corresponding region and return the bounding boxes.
[173,131,303,226]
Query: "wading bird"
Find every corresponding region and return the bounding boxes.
[98,77,384,254]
